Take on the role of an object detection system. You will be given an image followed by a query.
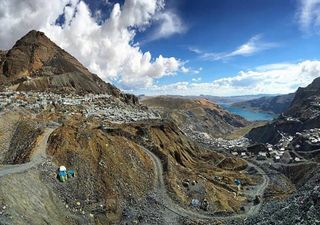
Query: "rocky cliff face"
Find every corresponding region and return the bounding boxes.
[0,30,138,104]
[142,96,249,138]
[233,93,295,115]
[285,77,320,119]
[247,77,320,144]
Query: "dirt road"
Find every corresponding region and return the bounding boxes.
[138,145,270,222]
[0,128,54,177]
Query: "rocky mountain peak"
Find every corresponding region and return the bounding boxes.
[0,30,138,104]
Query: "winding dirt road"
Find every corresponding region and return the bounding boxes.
[138,145,270,221]
[0,128,54,177]
[0,125,269,222]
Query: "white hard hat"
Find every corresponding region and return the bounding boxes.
[59,166,67,171]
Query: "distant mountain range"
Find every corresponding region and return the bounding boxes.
[199,94,278,105]
[232,93,295,115]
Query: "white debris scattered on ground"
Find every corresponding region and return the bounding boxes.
[0,91,161,123]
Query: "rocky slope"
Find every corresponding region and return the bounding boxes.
[229,164,320,225]
[232,93,295,115]
[0,30,137,104]
[141,96,249,138]
[46,116,255,223]
[247,77,320,144]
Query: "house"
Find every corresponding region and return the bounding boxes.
[274,155,280,162]
[257,152,267,160]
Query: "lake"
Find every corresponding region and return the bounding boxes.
[221,104,277,121]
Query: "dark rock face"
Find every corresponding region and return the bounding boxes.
[0,30,138,104]
[232,93,295,115]
[247,77,320,144]
[5,121,42,164]
[285,77,320,119]
[247,143,268,155]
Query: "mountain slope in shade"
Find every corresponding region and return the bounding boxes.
[247,77,320,144]
[142,96,249,137]
[232,93,295,115]
[0,30,137,104]
[285,77,320,119]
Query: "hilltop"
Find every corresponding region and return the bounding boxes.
[141,96,249,138]
[0,30,137,104]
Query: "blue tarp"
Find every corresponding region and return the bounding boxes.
[68,170,75,176]
[234,179,241,186]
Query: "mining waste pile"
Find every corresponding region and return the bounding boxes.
[0,31,319,225]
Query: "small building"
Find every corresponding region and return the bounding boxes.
[274,155,280,162]
[257,152,267,160]
[231,151,239,156]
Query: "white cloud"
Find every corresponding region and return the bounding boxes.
[190,35,278,61]
[297,0,320,34]
[191,77,202,82]
[180,66,202,74]
[0,0,183,89]
[181,66,189,73]
[136,60,320,96]
[149,10,186,41]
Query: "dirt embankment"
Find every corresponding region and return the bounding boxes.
[5,121,43,164]
[47,117,155,224]
[0,112,43,164]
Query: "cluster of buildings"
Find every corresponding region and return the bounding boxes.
[293,128,320,153]
[187,126,305,164]
[232,132,301,163]
[0,91,161,123]
[185,129,250,150]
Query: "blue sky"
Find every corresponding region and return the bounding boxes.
[1,0,320,96]
[135,0,320,89]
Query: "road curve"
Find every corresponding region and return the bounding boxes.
[138,145,270,221]
[0,128,54,177]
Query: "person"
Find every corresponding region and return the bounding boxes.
[201,199,209,211]
[234,179,241,196]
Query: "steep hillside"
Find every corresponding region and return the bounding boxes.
[45,116,255,224]
[142,96,249,138]
[0,30,137,104]
[247,77,320,144]
[285,77,320,119]
[232,93,295,115]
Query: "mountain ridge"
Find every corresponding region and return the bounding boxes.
[0,30,138,104]
[247,76,320,144]
[232,93,295,115]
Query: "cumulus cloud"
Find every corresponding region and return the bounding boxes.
[297,0,320,33]
[0,0,183,89]
[189,35,278,61]
[137,60,320,96]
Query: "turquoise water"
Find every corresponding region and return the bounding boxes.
[221,104,277,121]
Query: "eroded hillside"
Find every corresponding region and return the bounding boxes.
[142,96,249,138]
